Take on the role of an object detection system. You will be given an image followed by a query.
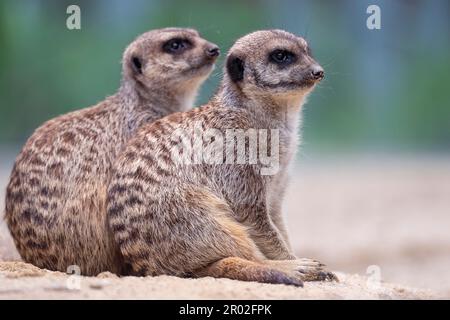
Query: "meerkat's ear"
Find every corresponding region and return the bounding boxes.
[226,55,244,83]
[130,55,143,75]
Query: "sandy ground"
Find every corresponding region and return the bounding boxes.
[0,261,439,299]
[1,151,449,299]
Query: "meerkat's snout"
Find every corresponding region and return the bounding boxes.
[200,41,220,66]
[310,64,324,81]
[300,63,324,87]
[205,44,220,58]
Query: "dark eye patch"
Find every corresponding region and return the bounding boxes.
[162,38,192,54]
[269,49,296,66]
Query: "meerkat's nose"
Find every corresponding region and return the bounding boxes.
[311,65,324,80]
[206,45,220,58]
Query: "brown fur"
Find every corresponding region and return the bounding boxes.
[4,28,219,275]
[107,30,337,285]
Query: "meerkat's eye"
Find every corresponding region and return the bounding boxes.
[270,49,296,65]
[163,38,192,54]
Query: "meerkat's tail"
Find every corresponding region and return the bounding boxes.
[195,257,304,287]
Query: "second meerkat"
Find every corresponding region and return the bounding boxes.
[5,28,219,275]
[107,30,337,285]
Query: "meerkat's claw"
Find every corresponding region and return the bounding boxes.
[294,258,326,268]
[296,267,337,282]
[326,271,340,282]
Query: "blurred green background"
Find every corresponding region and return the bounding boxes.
[0,0,449,153]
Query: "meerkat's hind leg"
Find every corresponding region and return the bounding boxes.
[265,259,339,282]
[178,187,304,287]
[194,257,304,287]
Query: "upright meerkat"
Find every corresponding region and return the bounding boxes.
[5,28,219,275]
[107,30,337,286]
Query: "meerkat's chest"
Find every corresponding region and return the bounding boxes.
[262,124,299,200]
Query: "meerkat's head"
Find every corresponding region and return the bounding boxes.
[224,30,323,106]
[122,28,219,104]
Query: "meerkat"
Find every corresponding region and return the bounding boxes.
[106,30,337,286]
[4,28,219,275]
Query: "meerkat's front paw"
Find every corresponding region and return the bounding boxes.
[266,258,339,282]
